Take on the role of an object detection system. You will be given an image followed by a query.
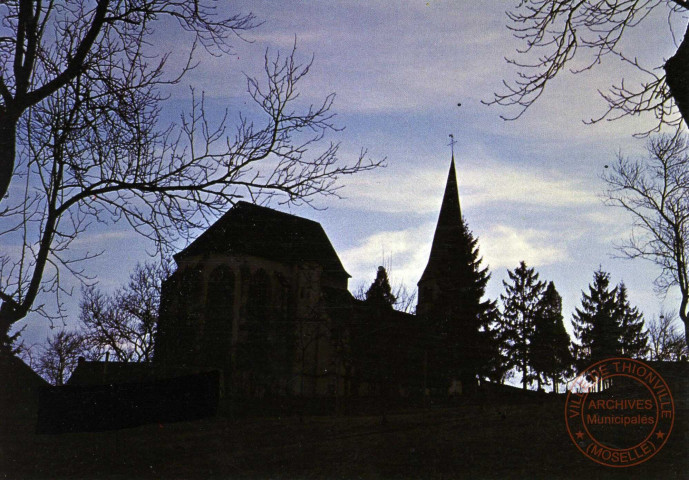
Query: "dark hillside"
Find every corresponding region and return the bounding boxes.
[1,391,686,479]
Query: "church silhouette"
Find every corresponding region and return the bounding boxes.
[154,156,487,399]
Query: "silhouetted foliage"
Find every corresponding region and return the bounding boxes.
[346,266,424,421]
[490,1,689,133]
[498,261,545,390]
[359,268,400,398]
[354,283,417,315]
[603,134,689,346]
[616,283,648,358]
[427,220,498,391]
[365,266,396,309]
[531,282,573,392]
[481,307,512,386]
[572,269,622,364]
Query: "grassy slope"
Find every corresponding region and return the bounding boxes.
[1,397,686,479]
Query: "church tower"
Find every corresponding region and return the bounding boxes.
[416,156,463,317]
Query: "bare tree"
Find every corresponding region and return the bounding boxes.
[0,40,382,353]
[489,1,689,133]
[15,340,39,370]
[603,134,689,344]
[646,309,688,360]
[36,329,89,385]
[392,283,417,315]
[0,0,257,205]
[79,261,170,362]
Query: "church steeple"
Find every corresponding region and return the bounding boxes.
[436,156,462,232]
[418,156,463,286]
[415,151,497,389]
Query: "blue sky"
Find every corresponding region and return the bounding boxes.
[12,1,685,346]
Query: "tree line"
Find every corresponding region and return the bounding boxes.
[347,260,686,397]
[26,257,688,389]
[491,1,689,345]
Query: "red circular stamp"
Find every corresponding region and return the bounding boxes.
[565,357,674,467]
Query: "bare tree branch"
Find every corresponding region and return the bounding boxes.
[603,133,689,343]
[646,309,688,360]
[0,42,382,353]
[36,329,89,385]
[487,1,688,134]
[0,0,259,216]
[79,261,171,362]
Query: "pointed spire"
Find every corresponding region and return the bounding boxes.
[418,156,463,286]
[437,156,462,228]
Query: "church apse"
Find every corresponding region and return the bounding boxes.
[154,202,353,398]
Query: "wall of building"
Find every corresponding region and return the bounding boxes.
[155,253,349,398]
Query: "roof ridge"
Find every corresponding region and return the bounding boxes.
[235,201,321,225]
[173,201,350,279]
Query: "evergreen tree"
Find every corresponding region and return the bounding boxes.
[616,283,648,359]
[483,306,512,385]
[365,266,396,309]
[499,261,545,390]
[572,269,622,364]
[360,266,402,421]
[531,282,573,392]
[351,267,398,388]
[429,220,498,391]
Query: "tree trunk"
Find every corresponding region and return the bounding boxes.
[0,115,17,206]
[665,23,689,129]
[679,294,689,348]
[521,350,527,390]
[0,302,20,356]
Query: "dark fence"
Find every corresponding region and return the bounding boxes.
[36,371,220,434]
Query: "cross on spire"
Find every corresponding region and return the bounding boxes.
[448,134,457,158]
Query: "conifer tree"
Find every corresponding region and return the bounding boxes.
[427,220,498,391]
[365,266,396,309]
[572,269,622,364]
[499,261,545,390]
[616,283,648,359]
[351,267,398,387]
[482,307,512,385]
[531,282,573,392]
[360,266,401,420]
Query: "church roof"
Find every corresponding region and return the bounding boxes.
[418,157,463,286]
[175,202,350,278]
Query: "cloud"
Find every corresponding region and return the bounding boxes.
[479,224,569,270]
[340,219,571,293]
[160,2,512,114]
[340,223,435,290]
[340,152,599,214]
[70,230,136,247]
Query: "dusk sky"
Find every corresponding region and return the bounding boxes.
[13,1,686,347]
